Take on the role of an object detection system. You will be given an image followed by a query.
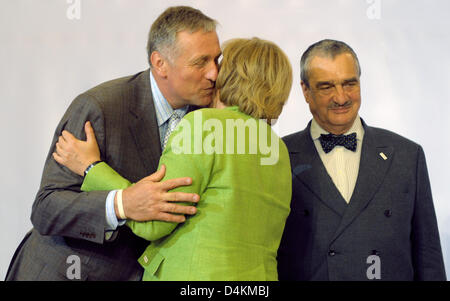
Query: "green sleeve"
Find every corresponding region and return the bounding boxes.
[80,161,181,241]
[81,162,132,191]
[127,114,213,241]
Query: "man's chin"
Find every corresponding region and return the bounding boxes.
[329,117,357,131]
[193,96,213,108]
[330,110,357,122]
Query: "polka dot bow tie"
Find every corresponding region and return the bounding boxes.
[319,132,357,153]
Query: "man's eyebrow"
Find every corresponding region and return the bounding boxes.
[315,81,334,88]
[190,55,209,65]
[315,78,359,88]
[342,77,359,84]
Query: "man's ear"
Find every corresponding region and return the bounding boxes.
[150,51,168,78]
[301,81,312,104]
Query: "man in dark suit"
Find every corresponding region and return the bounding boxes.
[6,6,222,281]
[277,39,446,281]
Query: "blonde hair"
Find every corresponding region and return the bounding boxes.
[216,38,293,121]
[147,6,217,66]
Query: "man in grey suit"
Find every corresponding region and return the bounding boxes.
[6,6,222,280]
[277,39,446,280]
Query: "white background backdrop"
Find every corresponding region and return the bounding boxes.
[1,0,449,280]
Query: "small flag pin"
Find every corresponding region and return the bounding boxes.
[379,152,387,160]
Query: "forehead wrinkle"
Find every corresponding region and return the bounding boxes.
[309,67,359,87]
[174,33,220,67]
[310,53,358,76]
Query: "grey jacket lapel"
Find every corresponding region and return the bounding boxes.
[289,123,348,217]
[330,121,394,242]
[128,69,162,174]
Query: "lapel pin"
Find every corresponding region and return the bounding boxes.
[379,152,388,160]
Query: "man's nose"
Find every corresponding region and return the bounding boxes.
[205,60,219,82]
[333,85,347,104]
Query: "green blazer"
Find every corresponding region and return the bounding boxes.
[82,107,292,280]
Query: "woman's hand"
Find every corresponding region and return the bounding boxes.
[53,121,101,176]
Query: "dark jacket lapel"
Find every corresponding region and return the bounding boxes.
[128,69,162,174]
[286,122,348,217]
[330,120,394,242]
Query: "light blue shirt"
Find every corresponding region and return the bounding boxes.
[104,70,189,238]
[150,71,189,146]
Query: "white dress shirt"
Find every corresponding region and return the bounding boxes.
[310,116,365,203]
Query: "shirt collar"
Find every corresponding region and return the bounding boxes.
[149,71,189,126]
[310,115,364,141]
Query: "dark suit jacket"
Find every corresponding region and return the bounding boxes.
[6,69,162,280]
[277,120,446,281]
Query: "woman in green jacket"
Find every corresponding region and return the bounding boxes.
[53,37,293,280]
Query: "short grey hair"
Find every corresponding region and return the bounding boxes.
[147,6,218,67]
[300,39,361,87]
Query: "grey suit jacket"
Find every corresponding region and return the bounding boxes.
[277,119,446,281]
[6,69,162,280]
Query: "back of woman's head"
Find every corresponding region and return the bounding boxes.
[216,38,293,121]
